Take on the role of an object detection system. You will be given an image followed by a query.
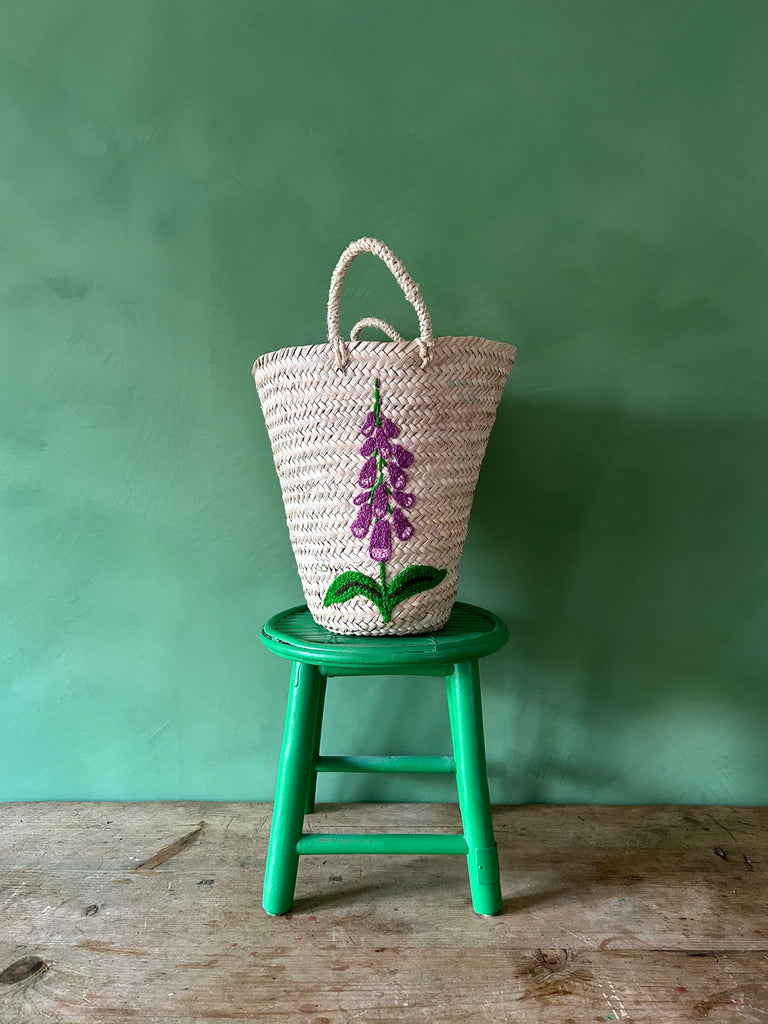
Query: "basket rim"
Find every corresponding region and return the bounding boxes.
[252,335,517,374]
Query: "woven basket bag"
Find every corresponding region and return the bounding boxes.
[252,238,516,636]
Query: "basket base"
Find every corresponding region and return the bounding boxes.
[307,597,455,637]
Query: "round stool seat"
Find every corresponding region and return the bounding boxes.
[261,601,509,672]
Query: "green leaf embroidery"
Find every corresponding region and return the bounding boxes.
[387,565,448,612]
[324,563,446,624]
[323,570,388,620]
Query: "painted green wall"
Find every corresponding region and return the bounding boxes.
[2,1,767,804]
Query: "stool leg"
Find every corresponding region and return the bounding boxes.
[263,661,323,916]
[304,674,327,814]
[447,660,503,916]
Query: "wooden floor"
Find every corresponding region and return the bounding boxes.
[1,803,766,1023]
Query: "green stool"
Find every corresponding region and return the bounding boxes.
[260,601,509,916]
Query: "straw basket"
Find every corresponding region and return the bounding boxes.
[252,238,516,635]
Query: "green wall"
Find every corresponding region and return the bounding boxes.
[2,1,767,804]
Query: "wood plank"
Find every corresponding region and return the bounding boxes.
[1,946,767,1023]
[0,802,766,1022]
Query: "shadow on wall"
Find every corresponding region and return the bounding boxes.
[311,392,768,805]
[470,392,768,801]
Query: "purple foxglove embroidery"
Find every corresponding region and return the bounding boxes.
[371,482,388,518]
[392,508,414,542]
[358,457,377,488]
[351,502,372,538]
[388,465,408,491]
[393,490,415,509]
[361,411,376,437]
[369,519,392,562]
[392,444,414,468]
[374,427,392,459]
[324,378,446,624]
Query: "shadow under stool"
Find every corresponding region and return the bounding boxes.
[260,601,509,916]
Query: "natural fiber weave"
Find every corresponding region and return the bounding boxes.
[252,239,516,635]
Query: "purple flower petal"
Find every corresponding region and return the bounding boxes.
[374,427,391,459]
[392,508,414,542]
[351,503,372,538]
[388,465,408,491]
[380,417,400,439]
[371,483,388,518]
[353,491,371,506]
[393,490,415,510]
[361,411,376,437]
[369,519,392,562]
[360,436,376,457]
[358,457,377,488]
[392,444,414,468]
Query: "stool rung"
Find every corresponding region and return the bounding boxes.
[316,755,456,774]
[296,833,469,856]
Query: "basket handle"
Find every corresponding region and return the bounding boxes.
[350,317,407,345]
[327,237,434,370]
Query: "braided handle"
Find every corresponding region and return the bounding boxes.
[327,237,434,370]
[350,317,407,345]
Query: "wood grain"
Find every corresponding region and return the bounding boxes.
[0,802,766,1022]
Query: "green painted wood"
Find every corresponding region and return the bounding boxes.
[319,663,456,678]
[262,662,324,915]
[296,832,469,856]
[303,675,327,815]
[316,755,456,774]
[2,2,768,805]
[447,662,503,915]
[261,603,509,670]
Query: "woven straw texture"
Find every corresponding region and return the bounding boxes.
[252,240,516,636]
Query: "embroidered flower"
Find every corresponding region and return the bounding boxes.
[327,377,447,624]
[374,427,392,460]
[358,457,377,488]
[369,519,392,562]
[388,465,408,491]
[371,482,388,518]
[361,411,376,437]
[391,444,414,468]
[392,508,414,542]
[393,490,415,509]
[351,502,372,538]
[349,378,415,563]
